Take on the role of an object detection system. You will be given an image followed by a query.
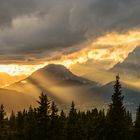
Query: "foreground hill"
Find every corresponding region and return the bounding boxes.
[0,88,37,114]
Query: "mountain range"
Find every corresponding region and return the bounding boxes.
[1,63,139,114]
[0,46,139,114]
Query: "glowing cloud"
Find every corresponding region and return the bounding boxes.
[55,29,140,68]
[1,29,140,76]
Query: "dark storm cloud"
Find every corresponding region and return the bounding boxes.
[0,0,140,64]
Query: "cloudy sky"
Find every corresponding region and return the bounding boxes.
[1,0,140,75]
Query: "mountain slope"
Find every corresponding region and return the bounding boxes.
[0,72,26,87]
[30,64,96,86]
[6,64,98,106]
[111,46,140,77]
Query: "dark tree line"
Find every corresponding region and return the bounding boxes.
[0,75,140,140]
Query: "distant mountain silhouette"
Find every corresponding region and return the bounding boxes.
[91,81,140,114]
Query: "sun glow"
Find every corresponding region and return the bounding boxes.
[0,64,47,76]
[1,29,140,76]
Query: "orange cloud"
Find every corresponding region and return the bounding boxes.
[1,29,140,76]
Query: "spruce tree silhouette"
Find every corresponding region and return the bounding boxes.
[0,104,6,139]
[37,92,50,140]
[49,101,59,140]
[67,101,78,140]
[133,105,140,140]
[107,75,126,140]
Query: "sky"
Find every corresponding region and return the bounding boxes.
[1,0,140,76]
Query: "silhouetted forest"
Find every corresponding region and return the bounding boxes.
[0,75,140,140]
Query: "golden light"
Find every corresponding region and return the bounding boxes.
[0,64,47,76]
[1,29,140,76]
[58,29,140,68]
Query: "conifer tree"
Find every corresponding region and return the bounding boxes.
[59,110,66,140]
[60,110,66,120]
[49,101,59,140]
[133,105,140,140]
[67,101,79,140]
[8,111,16,138]
[86,108,102,140]
[37,92,50,140]
[15,111,25,139]
[24,106,37,140]
[0,104,6,139]
[50,101,58,121]
[107,75,127,140]
[9,111,16,129]
[0,104,5,128]
[124,111,133,140]
[69,101,77,121]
